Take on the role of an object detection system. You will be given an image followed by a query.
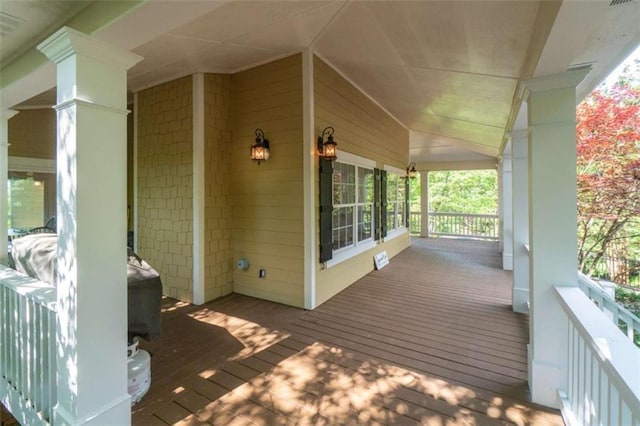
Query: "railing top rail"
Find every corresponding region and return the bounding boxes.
[555,286,640,406]
[428,212,499,219]
[578,272,640,332]
[0,265,56,311]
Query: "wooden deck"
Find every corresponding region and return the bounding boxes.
[133,237,563,425]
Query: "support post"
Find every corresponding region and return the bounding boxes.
[524,69,588,408]
[0,110,19,265]
[511,129,530,313]
[38,27,142,424]
[420,171,429,237]
[500,154,513,270]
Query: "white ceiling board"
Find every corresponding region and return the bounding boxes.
[0,0,89,65]
[314,1,406,68]
[169,1,331,44]
[410,131,496,163]
[129,34,281,83]
[5,0,639,169]
[231,3,345,51]
[357,0,540,77]
[534,0,640,100]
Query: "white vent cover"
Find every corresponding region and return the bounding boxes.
[0,11,25,39]
[609,0,636,6]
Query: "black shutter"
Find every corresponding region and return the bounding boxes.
[374,168,381,240]
[319,158,334,263]
[381,170,388,238]
[405,177,410,227]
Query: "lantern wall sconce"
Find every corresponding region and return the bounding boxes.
[317,126,338,161]
[406,162,417,179]
[251,128,270,165]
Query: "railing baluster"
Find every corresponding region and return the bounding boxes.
[1,266,57,425]
[557,286,639,426]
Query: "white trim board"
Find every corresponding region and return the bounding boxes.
[8,156,55,173]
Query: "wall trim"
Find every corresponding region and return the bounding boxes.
[383,164,405,176]
[133,93,139,251]
[337,150,376,169]
[8,156,55,173]
[192,73,205,305]
[302,48,317,310]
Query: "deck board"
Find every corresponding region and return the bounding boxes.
[133,237,563,425]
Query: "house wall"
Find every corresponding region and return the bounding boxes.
[203,74,234,301]
[313,56,411,307]
[230,54,305,308]
[137,76,195,301]
[7,109,56,160]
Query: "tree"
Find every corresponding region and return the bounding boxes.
[577,64,640,279]
[428,170,498,214]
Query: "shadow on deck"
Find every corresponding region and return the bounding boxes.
[133,237,562,425]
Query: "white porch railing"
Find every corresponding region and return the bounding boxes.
[578,273,640,345]
[408,211,499,240]
[556,285,640,426]
[0,265,56,426]
[429,212,499,240]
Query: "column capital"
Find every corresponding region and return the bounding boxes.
[0,110,19,147]
[509,129,529,159]
[509,128,528,141]
[522,68,590,96]
[37,26,142,70]
[2,109,20,121]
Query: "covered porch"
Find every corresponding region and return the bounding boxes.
[132,238,561,425]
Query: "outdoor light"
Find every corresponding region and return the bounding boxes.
[317,126,338,161]
[251,128,270,165]
[407,162,417,179]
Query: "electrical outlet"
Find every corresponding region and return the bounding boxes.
[259,269,266,278]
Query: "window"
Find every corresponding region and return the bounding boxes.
[332,161,374,253]
[386,172,406,232]
[7,173,54,231]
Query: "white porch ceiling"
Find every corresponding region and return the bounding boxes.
[2,0,639,165]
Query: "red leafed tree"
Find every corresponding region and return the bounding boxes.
[577,64,640,279]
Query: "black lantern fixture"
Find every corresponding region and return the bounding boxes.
[251,128,270,165]
[406,162,417,179]
[317,126,338,161]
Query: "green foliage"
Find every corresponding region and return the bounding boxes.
[577,60,640,281]
[428,170,498,214]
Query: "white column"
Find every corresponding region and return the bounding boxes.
[1,110,19,265]
[500,156,513,270]
[420,171,429,237]
[511,129,529,313]
[524,69,588,408]
[38,27,142,425]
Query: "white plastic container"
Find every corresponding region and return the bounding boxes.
[127,340,151,405]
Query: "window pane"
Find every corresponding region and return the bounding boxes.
[387,174,397,202]
[387,204,396,231]
[332,206,354,250]
[8,177,45,230]
[358,168,374,203]
[358,204,372,242]
[397,180,406,227]
[333,162,355,205]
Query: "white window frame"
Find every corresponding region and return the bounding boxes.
[327,151,376,268]
[384,164,409,241]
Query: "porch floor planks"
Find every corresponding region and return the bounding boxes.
[132,237,563,425]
